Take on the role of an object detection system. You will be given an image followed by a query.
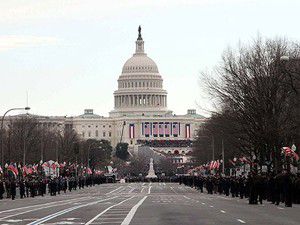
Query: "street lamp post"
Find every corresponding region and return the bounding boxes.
[1,107,30,166]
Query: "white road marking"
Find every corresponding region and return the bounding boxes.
[237,219,246,223]
[277,207,284,210]
[105,186,123,195]
[210,205,214,208]
[183,196,191,200]
[0,197,90,214]
[27,196,119,225]
[201,203,206,205]
[85,196,135,225]
[0,197,94,221]
[128,188,135,193]
[220,210,226,213]
[5,219,23,222]
[141,187,145,193]
[170,187,177,194]
[121,196,147,225]
[148,186,152,194]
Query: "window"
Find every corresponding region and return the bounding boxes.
[103,125,105,128]
[82,132,85,137]
[96,130,98,137]
[103,132,106,137]
[109,132,111,137]
[109,125,111,128]
[88,131,91,137]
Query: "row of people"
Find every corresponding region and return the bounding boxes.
[179,170,300,207]
[0,174,108,200]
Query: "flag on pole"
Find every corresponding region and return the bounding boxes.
[7,164,18,176]
[209,161,214,170]
[283,147,300,161]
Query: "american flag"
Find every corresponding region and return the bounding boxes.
[165,123,170,135]
[159,123,164,136]
[173,123,179,136]
[153,123,158,136]
[145,123,150,136]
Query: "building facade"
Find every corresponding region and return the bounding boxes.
[3,27,206,163]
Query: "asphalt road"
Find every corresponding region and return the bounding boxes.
[0,183,299,225]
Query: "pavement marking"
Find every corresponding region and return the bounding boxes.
[210,205,214,208]
[0,197,95,221]
[27,196,119,225]
[148,186,152,194]
[183,196,191,200]
[277,207,284,210]
[105,186,123,195]
[201,203,206,205]
[220,210,226,213]
[128,188,135,193]
[85,196,135,225]
[140,187,145,193]
[170,187,177,194]
[0,197,91,214]
[121,196,147,225]
[237,219,246,223]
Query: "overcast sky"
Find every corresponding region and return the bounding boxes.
[0,0,299,117]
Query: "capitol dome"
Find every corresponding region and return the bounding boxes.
[110,26,172,118]
[122,55,159,74]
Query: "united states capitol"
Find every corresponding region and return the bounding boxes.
[4,27,206,164]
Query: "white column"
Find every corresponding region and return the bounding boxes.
[135,95,137,106]
[129,95,132,106]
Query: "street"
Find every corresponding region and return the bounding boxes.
[0,183,299,225]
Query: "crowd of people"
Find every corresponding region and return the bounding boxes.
[179,170,300,207]
[0,174,109,200]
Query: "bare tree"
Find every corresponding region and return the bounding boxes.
[200,37,300,171]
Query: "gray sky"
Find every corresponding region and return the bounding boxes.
[0,0,299,117]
